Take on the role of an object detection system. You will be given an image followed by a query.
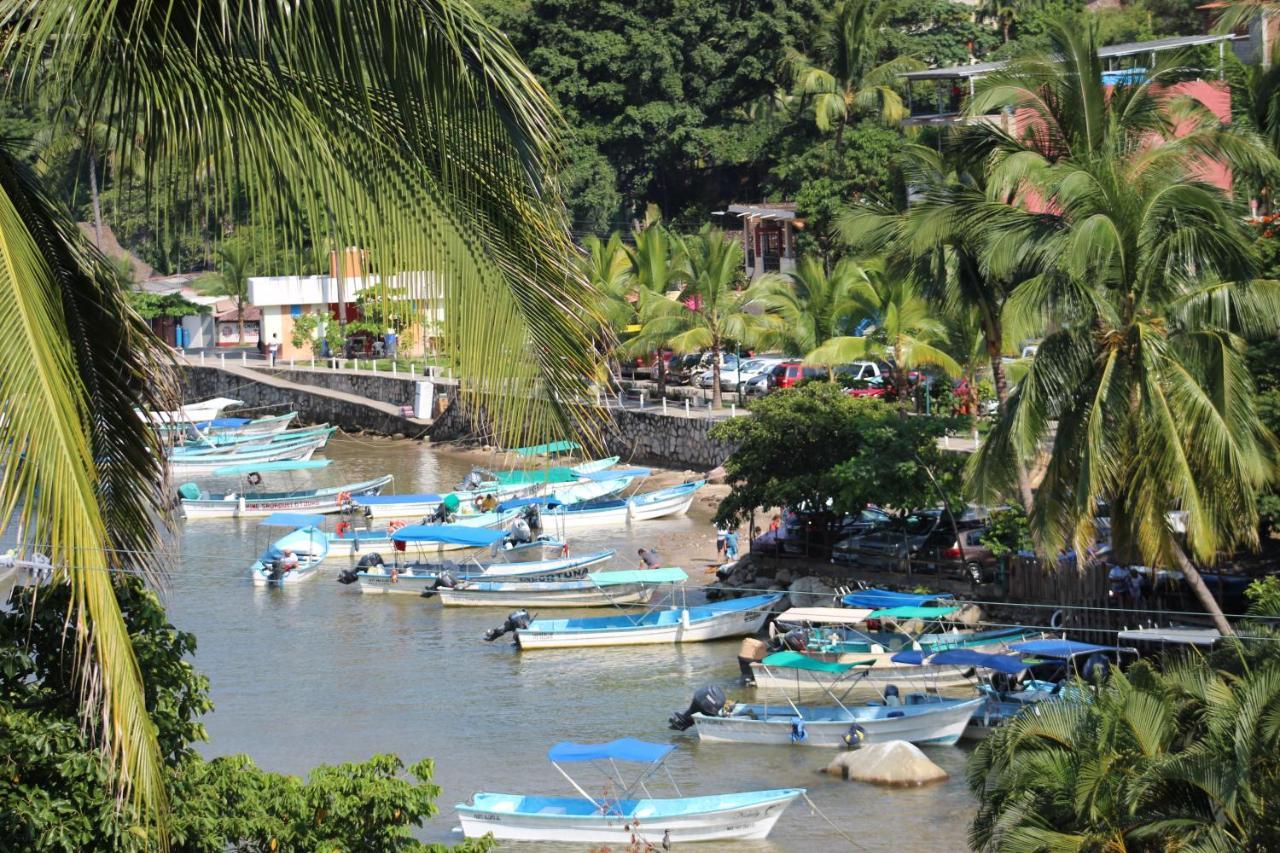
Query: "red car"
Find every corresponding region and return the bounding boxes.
[845,377,888,398]
[768,362,827,390]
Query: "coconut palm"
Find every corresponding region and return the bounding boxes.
[786,0,916,151]
[626,227,778,408]
[625,220,686,395]
[196,237,254,345]
[752,255,868,371]
[802,262,962,398]
[961,19,1280,636]
[847,144,1039,511]
[578,232,634,376]
[0,0,600,839]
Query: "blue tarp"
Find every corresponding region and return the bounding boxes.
[892,649,1029,674]
[260,513,326,528]
[353,492,443,505]
[390,525,506,546]
[496,496,564,512]
[578,468,651,481]
[841,589,955,609]
[547,738,674,765]
[1012,639,1124,659]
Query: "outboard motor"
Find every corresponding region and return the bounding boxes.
[842,723,867,749]
[433,570,458,589]
[428,503,454,525]
[459,469,488,491]
[778,628,808,652]
[338,552,383,585]
[523,504,543,534]
[1082,652,1111,683]
[483,609,532,642]
[668,684,727,731]
[506,517,532,547]
[266,559,285,583]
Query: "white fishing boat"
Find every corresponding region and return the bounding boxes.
[168,436,326,476]
[181,412,297,440]
[514,593,783,650]
[353,457,628,519]
[172,425,334,455]
[142,396,242,425]
[456,739,802,844]
[680,651,983,748]
[628,480,704,521]
[179,462,392,519]
[435,568,688,608]
[248,515,329,586]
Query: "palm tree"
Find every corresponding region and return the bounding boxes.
[578,232,634,376]
[625,220,686,396]
[196,236,253,345]
[786,0,916,153]
[847,144,1039,511]
[802,262,961,398]
[752,255,867,373]
[627,227,778,408]
[980,0,1019,44]
[969,661,1280,851]
[962,20,1280,636]
[0,0,600,840]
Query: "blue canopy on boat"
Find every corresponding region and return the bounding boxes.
[192,417,251,429]
[354,492,444,505]
[210,460,332,476]
[1011,639,1126,659]
[497,496,565,512]
[577,468,651,481]
[547,738,673,765]
[390,525,506,546]
[260,513,326,528]
[892,648,1029,674]
[841,588,955,609]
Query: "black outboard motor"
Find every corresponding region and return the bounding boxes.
[337,552,383,585]
[506,518,533,547]
[266,559,285,583]
[483,609,532,642]
[428,503,454,525]
[779,628,808,652]
[433,571,458,589]
[523,504,542,534]
[668,684,727,731]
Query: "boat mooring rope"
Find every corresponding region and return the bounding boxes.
[802,791,865,850]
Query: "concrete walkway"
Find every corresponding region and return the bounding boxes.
[177,356,432,436]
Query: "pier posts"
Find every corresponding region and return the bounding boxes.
[241,351,246,365]
[684,399,690,416]
[662,398,668,415]
[219,352,225,367]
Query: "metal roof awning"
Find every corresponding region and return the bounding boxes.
[774,607,874,626]
[901,33,1235,82]
[727,203,798,221]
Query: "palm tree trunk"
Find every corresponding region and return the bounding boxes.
[237,301,245,345]
[711,343,722,409]
[657,353,667,398]
[1171,543,1236,637]
[990,348,1034,514]
[87,147,103,250]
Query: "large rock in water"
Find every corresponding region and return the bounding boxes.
[823,741,949,787]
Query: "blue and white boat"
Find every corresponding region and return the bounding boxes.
[627,479,704,521]
[178,460,392,519]
[456,739,802,844]
[687,651,984,748]
[841,588,955,609]
[249,514,330,586]
[435,567,689,608]
[514,593,784,649]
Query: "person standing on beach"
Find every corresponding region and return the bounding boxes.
[268,334,281,366]
[724,528,739,561]
[715,523,728,559]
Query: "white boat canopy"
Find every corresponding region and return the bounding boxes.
[775,607,874,625]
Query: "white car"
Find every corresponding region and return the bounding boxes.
[728,357,785,393]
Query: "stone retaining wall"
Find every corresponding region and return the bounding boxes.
[181,366,431,437]
[264,368,423,409]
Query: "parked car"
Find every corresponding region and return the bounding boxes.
[845,376,889,398]
[694,354,740,389]
[920,526,998,582]
[723,357,783,392]
[668,353,704,385]
[834,361,883,382]
[832,508,985,570]
[767,361,827,391]
[783,507,892,557]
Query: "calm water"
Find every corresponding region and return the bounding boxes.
[163,434,976,851]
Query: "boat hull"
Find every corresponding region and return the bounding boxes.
[628,481,703,521]
[515,595,781,649]
[249,526,328,585]
[169,442,321,476]
[694,698,984,748]
[750,662,977,696]
[181,475,393,519]
[436,583,655,608]
[353,550,612,595]
[456,789,802,844]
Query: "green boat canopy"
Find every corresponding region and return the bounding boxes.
[761,651,876,673]
[493,467,580,486]
[587,568,688,586]
[513,440,580,457]
[867,605,961,620]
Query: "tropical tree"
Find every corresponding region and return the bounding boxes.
[847,144,1038,511]
[980,0,1020,44]
[802,261,962,399]
[961,20,1280,636]
[627,227,779,408]
[752,255,868,372]
[0,0,599,841]
[786,0,915,153]
[577,232,634,376]
[625,219,686,395]
[969,659,1280,851]
[196,236,253,345]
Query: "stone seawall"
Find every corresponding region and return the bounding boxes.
[267,369,423,409]
[428,396,740,471]
[181,365,432,437]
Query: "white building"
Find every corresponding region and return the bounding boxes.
[724,203,800,279]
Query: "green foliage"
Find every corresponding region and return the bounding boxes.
[885,0,1002,67]
[0,578,487,852]
[969,660,1280,851]
[1246,575,1280,617]
[127,290,208,320]
[710,382,960,523]
[288,312,342,357]
[978,506,1031,557]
